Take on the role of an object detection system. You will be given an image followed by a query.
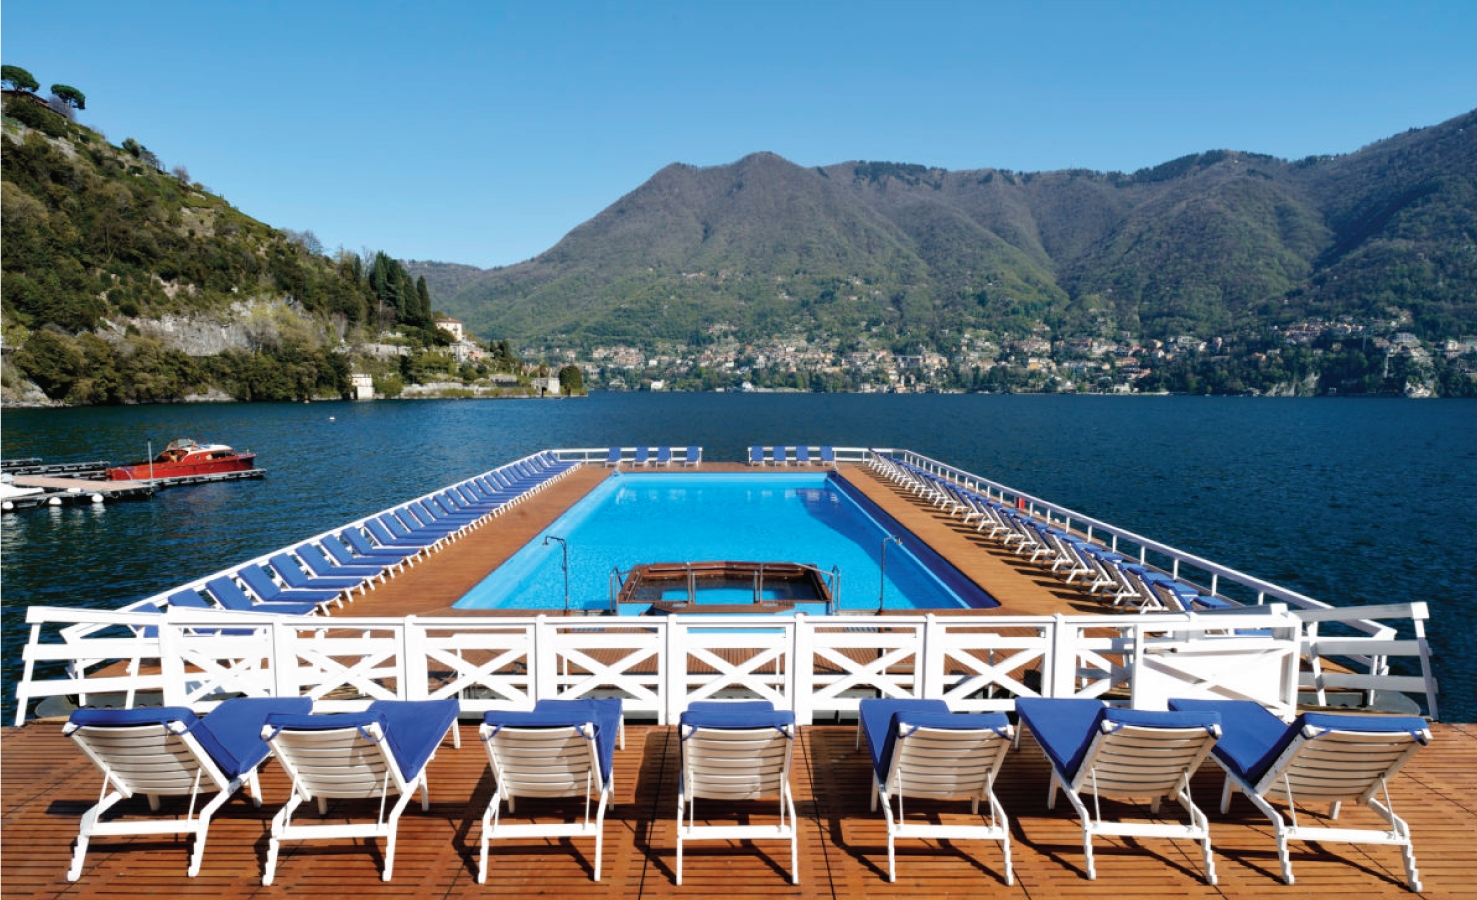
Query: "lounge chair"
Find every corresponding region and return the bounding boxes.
[295,542,387,584]
[604,447,622,467]
[477,699,623,882]
[676,700,799,885]
[365,516,446,553]
[337,527,422,566]
[795,445,812,465]
[204,575,321,616]
[63,696,312,880]
[819,446,836,467]
[269,553,363,597]
[260,698,460,884]
[655,446,673,467]
[748,446,765,466]
[683,446,702,467]
[858,699,1014,884]
[236,564,341,610]
[1015,698,1222,883]
[1169,698,1430,891]
[633,446,651,467]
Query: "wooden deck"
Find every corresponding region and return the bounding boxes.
[9,460,1473,897]
[4,719,1474,898]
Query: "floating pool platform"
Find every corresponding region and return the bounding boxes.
[615,560,835,615]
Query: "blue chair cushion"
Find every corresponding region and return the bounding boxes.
[1170,698,1426,784]
[680,700,794,732]
[1016,698,1105,780]
[1020,699,1220,781]
[264,698,458,780]
[69,697,311,779]
[483,698,623,781]
[858,698,949,775]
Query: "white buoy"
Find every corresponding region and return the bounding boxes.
[90,493,104,504]
[48,496,62,506]
[2,500,13,511]
[329,416,336,421]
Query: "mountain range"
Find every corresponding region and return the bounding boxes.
[418,108,1477,350]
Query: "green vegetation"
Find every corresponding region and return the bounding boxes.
[558,363,584,395]
[0,91,495,404]
[2,65,39,93]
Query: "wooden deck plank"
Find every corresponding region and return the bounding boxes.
[5,720,1473,899]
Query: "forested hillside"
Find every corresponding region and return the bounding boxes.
[434,110,1477,352]
[1,86,444,404]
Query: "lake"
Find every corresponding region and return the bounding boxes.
[3,393,1473,721]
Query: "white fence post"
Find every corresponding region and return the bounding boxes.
[793,615,814,725]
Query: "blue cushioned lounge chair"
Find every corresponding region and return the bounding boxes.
[858,699,1014,884]
[683,446,701,467]
[633,446,651,467]
[63,696,312,880]
[336,528,421,566]
[295,543,385,583]
[795,445,812,465]
[655,446,673,467]
[819,446,836,467]
[365,516,445,553]
[1016,698,1222,884]
[676,700,799,885]
[748,446,764,466]
[260,699,460,884]
[204,576,320,616]
[236,564,341,610]
[1169,698,1430,891]
[478,699,623,882]
[605,447,622,467]
[269,553,362,597]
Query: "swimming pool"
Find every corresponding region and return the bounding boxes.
[453,472,998,613]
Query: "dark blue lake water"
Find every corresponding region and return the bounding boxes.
[4,394,1473,721]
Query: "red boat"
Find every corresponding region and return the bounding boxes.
[106,439,256,481]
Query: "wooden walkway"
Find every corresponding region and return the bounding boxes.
[4,720,1474,898]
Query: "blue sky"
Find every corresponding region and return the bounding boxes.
[4,1,1474,269]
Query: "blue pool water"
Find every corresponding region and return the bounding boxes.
[454,471,998,612]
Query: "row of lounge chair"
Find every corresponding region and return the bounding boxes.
[747,445,836,466]
[605,446,701,467]
[60,695,1431,891]
[871,454,1233,612]
[155,453,579,619]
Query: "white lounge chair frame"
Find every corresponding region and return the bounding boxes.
[261,715,451,884]
[1037,716,1221,883]
[676,718,799,885]
[1217,719,1430,891]
[872,719,1015,884]
[63,716,263,881]
[477,718,615,882]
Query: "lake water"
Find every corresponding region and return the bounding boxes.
[3,393,1473,721]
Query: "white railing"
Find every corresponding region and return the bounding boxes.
[15,602,1438,726]
[886,449,1393,624]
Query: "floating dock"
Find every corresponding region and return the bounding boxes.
[0,458,264,512]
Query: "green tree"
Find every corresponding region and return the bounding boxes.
[50,84,85,110]
[558,363,584,395]
[2,65,39,93]
[14,329,85,398]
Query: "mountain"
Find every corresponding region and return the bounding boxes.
[432,110,1477,348]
